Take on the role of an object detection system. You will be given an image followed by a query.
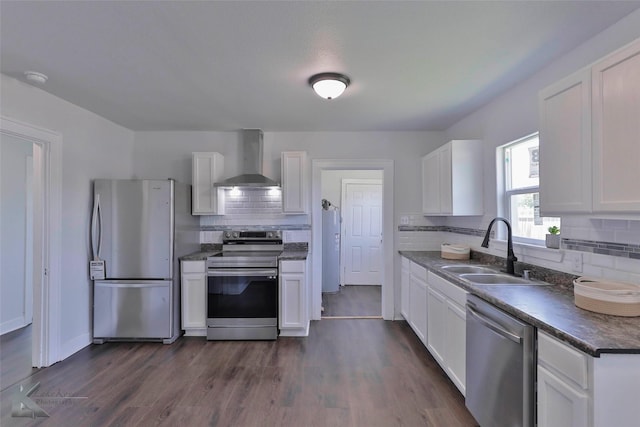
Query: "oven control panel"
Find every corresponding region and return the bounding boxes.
[223,230,282,242]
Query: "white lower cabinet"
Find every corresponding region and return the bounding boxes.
[400,257,410,320]
[538,364,589,427]
[427,271,468,395]
[538,331,591,427]
[279,259,309,336]
[444,298,466,392]
[426,286,446,365]
[180,260,206,336]
[408,262,428,344]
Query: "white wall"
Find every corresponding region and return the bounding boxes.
[133,131,241,184]
[0,74,135,357]
[0,135,33,334]
[443,10,640,281]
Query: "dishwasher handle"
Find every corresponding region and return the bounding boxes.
[467,305,522,344]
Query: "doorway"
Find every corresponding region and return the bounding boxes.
[0,116,62,371]
[311,160,394,321]
[320,174,383,318]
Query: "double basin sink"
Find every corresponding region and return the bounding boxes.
[441,265,547,286]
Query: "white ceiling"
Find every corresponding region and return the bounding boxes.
[2,1,639,132]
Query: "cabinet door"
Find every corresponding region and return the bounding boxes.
[445,300,466,395]
[282,151,308,214]
[539,69,592,214]
[592,39,640,212]
[192,152,224,215]
[426,286,446,366]
[401,263,410,320]
[538,365,589,427]
[280,273,305,329]
[181,271,206,329]
[438,144,453,215]
[422,151,440,214]
[409,276,427,344]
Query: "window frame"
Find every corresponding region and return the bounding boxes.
[501,132,557,246]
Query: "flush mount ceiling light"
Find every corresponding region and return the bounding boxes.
[308,72,350,100]
[24,71,48,85]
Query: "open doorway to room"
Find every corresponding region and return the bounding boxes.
[311,160,394,322]
[1,116,62,391]
[319,173,383,318]
[0,134,37,389]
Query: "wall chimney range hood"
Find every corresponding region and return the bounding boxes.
[214,129,280,188]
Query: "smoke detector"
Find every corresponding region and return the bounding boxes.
[24,71,48,85]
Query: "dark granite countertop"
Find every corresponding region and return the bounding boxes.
[180,251,220,261]
[180,250,308,262]
[278,251,308,261]
[400,251,640,357]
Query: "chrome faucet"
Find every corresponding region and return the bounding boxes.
[481,217,517,275]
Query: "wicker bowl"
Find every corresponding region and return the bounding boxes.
[573,277,640,317]
[441,243,470,260]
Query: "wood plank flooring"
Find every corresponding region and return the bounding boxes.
[0,320,478,427]
[0,325,38,393]
[322,285,381,318]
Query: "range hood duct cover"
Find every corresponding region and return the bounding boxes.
[214,129,280,188]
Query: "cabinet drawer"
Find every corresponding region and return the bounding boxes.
[428,272,467,307]
[280,260,305,274]
[410,262,428,282]
[181,260,205,274]
[538,331,589,389]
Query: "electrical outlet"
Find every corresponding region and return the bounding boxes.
[400,216,409,225]
[570,252,583,273]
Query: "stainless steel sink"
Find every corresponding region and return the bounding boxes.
[441,265,497,274]
[459,273,546,285]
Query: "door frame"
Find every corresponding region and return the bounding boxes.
[340,178,383,286]
[312,159,394,321]
[1,116,62,367]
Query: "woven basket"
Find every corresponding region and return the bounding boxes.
[441,243,470,260]
[573,277,640,317]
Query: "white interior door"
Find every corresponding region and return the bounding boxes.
[341,180,382,285]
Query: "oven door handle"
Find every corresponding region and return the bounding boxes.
[207,268,278,277]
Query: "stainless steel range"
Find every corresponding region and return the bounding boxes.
[206,230,282,340]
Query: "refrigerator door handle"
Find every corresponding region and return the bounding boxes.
[91,194,102,260]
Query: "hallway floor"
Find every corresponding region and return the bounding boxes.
[321,285,381,318]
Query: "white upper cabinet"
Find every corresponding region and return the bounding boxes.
[422,140,483,216]
[192,152,225,215]
[281,151,309,214]
[592,38,640,212]
[539,37,640,215]
[539,69,592,214]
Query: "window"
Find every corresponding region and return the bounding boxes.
[502,133,560,245]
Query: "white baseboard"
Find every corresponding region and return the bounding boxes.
[279,321,310,337]
[0,316,27,336]
[60,332,91,360]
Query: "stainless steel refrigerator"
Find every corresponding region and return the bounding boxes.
[322,207,341,293]
[90,179,198,344]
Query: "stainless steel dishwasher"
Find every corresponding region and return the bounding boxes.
[465,294,535,427]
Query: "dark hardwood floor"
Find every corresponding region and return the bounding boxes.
[322,285,381,318]
[0,320,477,426]
[0,325,38,393]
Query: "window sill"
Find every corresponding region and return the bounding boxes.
[488,239,564,263]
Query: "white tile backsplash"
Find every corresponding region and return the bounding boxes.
[399,222,640,284]
[284,230,311,243]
